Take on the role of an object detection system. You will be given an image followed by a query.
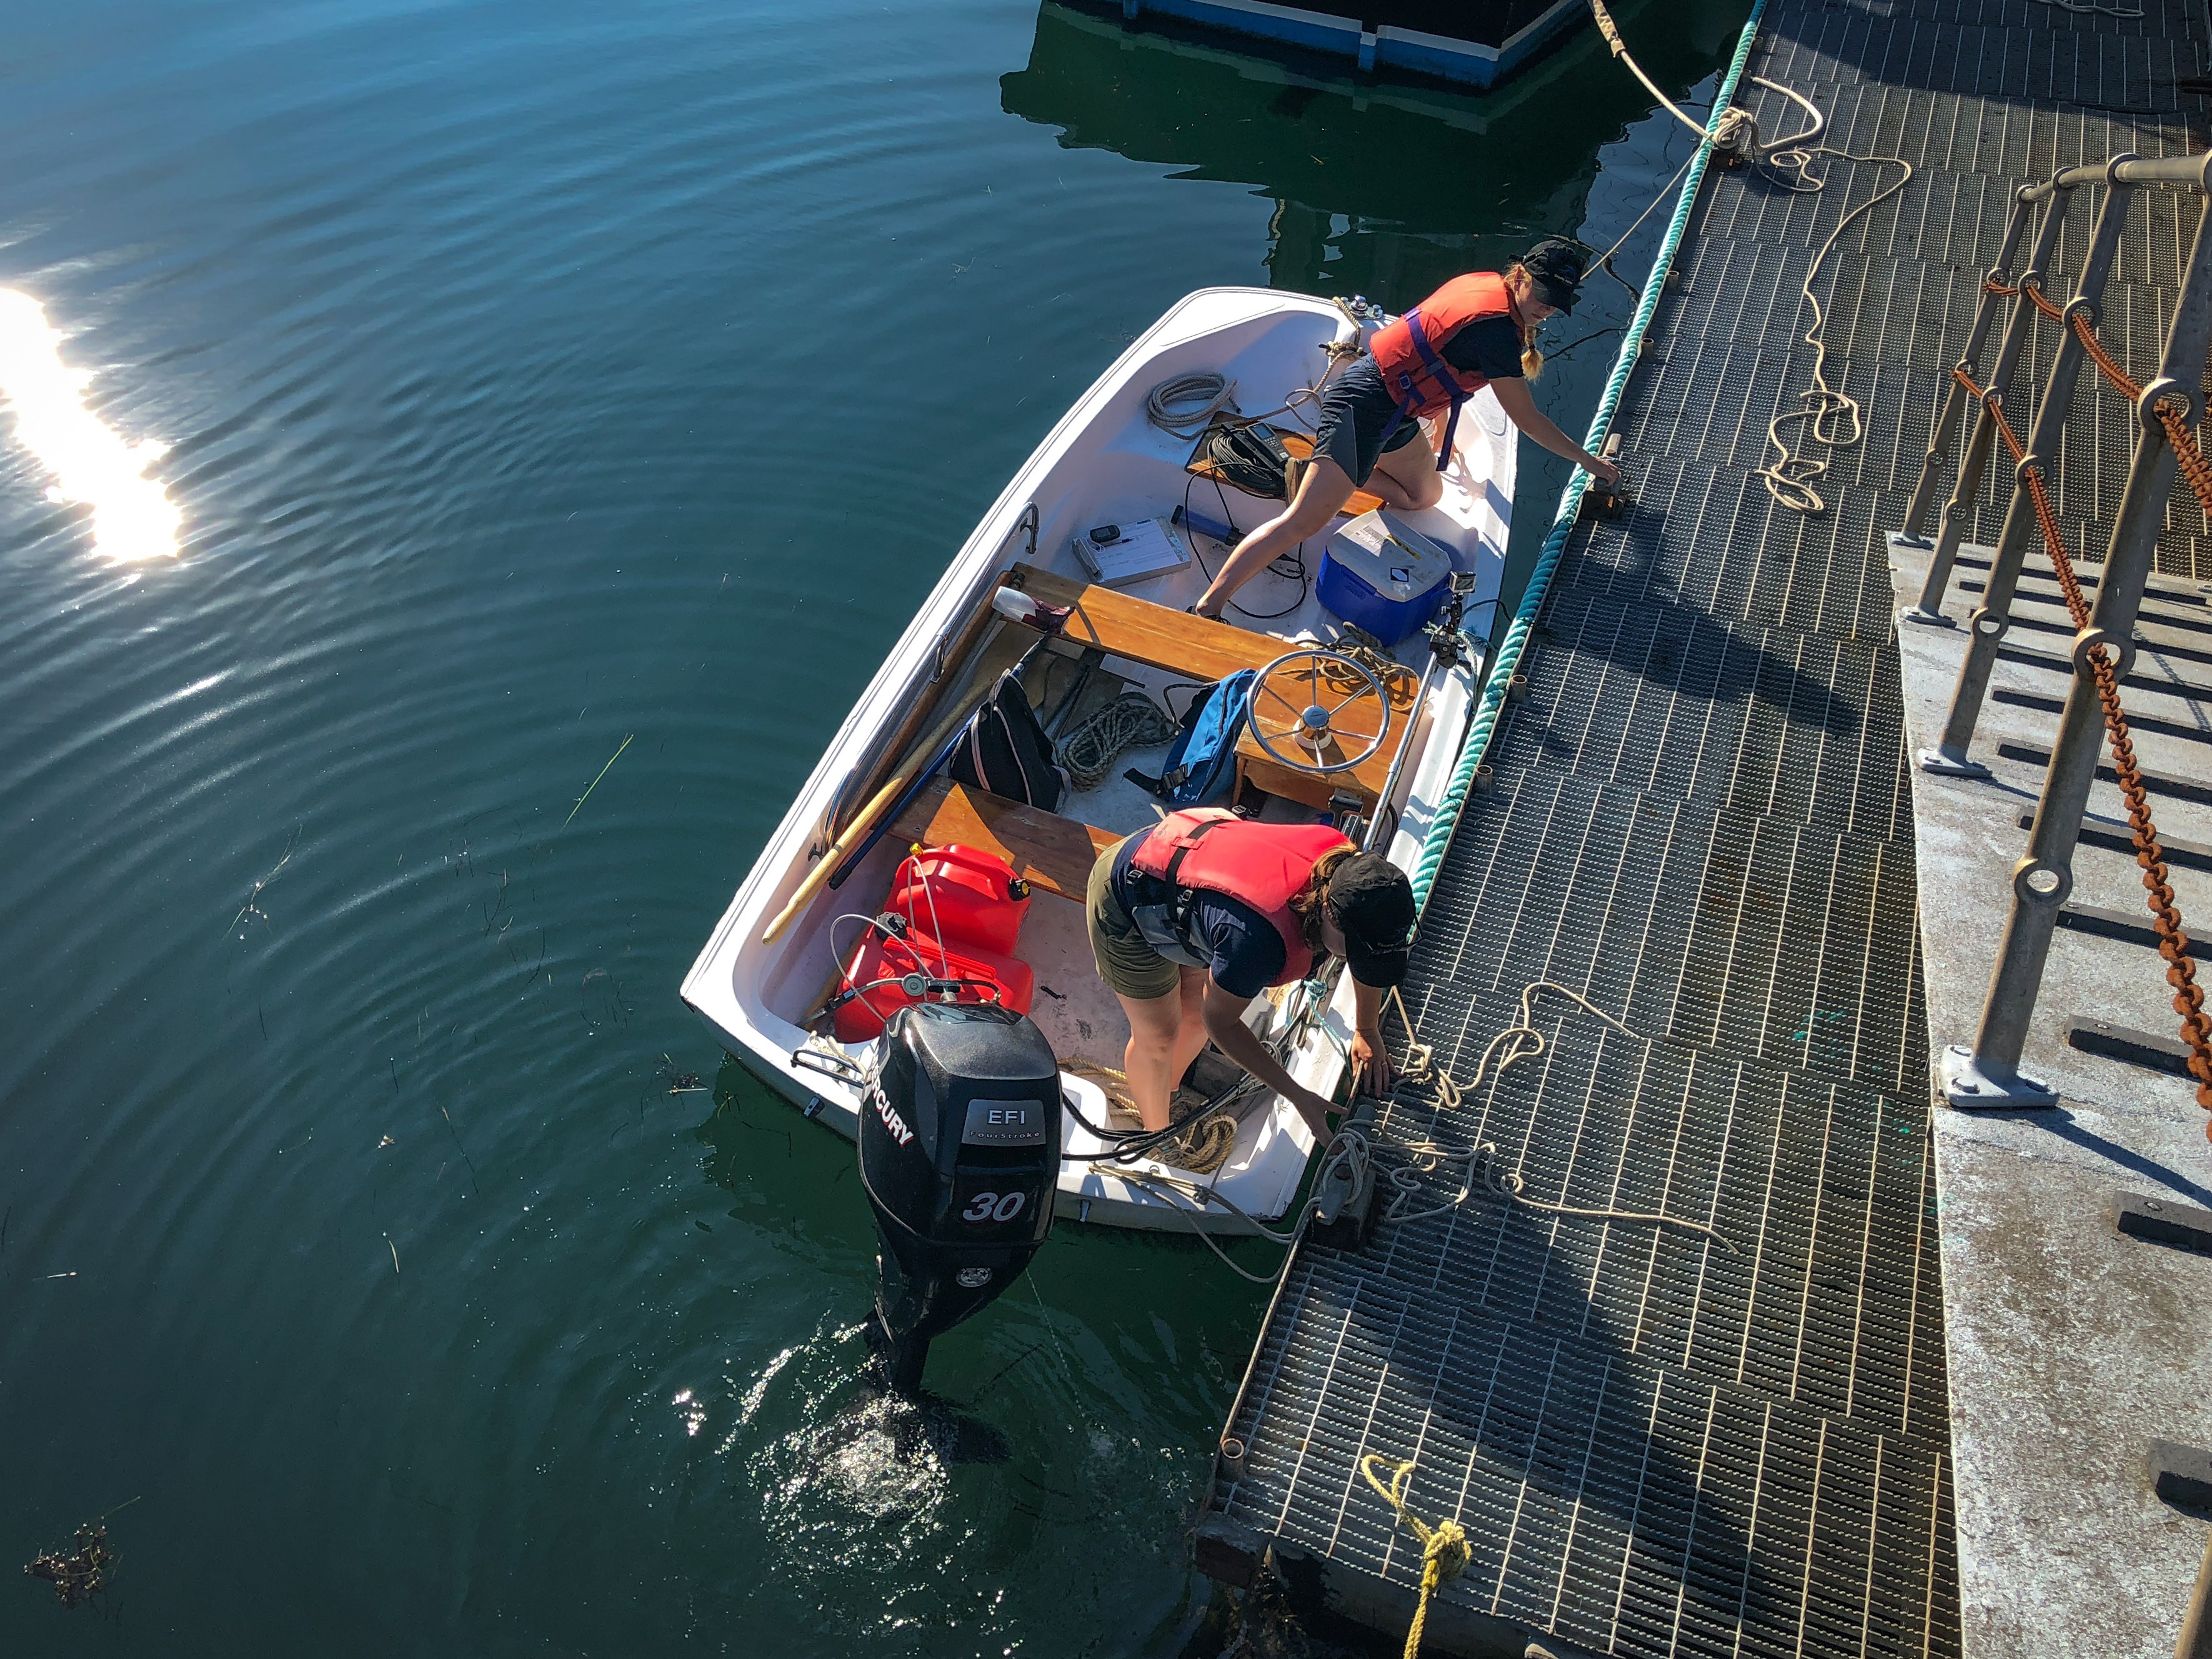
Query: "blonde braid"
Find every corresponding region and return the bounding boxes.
[1505,262,1546,380]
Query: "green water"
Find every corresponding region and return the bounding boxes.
[0,2,1745,1651]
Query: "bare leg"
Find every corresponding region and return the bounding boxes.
[1367,427,1447,511]
[1194,457,1357,619]
[1116,985,1185,1132]
[1115,968,1215,1130]
[1167,965,1211,1095]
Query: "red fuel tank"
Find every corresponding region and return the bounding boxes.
[831,922,1037,1045]
[888,844,1032,957]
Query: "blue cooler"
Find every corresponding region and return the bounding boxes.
[1317,511,1455,645]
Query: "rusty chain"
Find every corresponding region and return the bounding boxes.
[1985,274,2212,514]
[1952,356,2212,1130]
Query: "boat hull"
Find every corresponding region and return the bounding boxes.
[682,286,1513,1236]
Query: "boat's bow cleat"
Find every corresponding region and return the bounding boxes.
[858,1001,1062,1393]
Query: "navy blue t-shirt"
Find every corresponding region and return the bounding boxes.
[1109,838,1289,999]
[1438,312,1526,381]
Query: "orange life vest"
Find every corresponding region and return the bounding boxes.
[1124,809,1352,986]
[1367,271,1516,468]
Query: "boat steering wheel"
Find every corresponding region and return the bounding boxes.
[1247,648,1392,775]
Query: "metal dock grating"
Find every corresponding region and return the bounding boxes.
[1495,589,1913,842]
[1408,771,1927,1097]
[1208,1,2211,1653]
[1237,1277,1958,1658]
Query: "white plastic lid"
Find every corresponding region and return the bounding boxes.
[1326,509,1453,594]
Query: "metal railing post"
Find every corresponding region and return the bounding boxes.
[1920,159,2138,774]
[1945,186,2212,1106]
[1905,190,2074,622]
[1900,192,2035,539]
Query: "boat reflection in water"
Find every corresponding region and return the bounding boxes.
[1000,0,1744,303]
[0,289,179,562]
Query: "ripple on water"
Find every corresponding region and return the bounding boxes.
[740,1324,955,1555]
[0,0,1746,1648]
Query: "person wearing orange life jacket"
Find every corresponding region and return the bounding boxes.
[1083,808,1418,1141]
[1192,240,1622,620]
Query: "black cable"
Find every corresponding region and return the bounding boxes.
[1547,322,1626,360]
[1180,461,1312,622]
[1160,679,1214,722]
[1058,1069,1252,1163]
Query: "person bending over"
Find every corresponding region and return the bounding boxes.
[1084,807,1417,1143]
[1193,238,1621,620]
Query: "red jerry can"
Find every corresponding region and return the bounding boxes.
[888,844,1032,957]
[831,921,1037,1045]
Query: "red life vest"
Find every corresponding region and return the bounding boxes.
[1125,809,1353,987]
[1367,271,1516,468]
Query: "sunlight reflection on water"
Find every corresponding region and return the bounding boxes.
[0,289,179,562]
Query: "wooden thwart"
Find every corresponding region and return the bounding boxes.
[890,778,1120,903]
[1005,561,1284,683]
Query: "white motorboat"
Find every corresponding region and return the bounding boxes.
[682,286,1514,1235]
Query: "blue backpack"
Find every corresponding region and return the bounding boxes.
[1124,670,1255,809]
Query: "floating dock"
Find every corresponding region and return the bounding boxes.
[1198,2,2212,1655]
[1082,0,1585,89]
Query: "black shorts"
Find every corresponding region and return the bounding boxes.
[1310,357,1425,489]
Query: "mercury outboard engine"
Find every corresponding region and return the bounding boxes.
[859,1001,1062,1393]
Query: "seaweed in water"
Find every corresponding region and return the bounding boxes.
[24,1522,113,1609]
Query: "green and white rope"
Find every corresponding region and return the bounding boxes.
[1410,0,1769,914]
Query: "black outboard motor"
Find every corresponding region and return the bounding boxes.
[858,1001,1062,1393]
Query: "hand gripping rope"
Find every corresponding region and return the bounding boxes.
[1952,288,2212,1137]
[1411,1,1768,919]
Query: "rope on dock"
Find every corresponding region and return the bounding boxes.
[1358,1454,1469,1659]
[1753,138,1915,514]
[1592,0,1916,517]
[1408,1,1770,914]
[1955,293,2212,1138]
[1368,982,1738,1248]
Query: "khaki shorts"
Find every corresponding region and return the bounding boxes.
[1087,835,1183,1002]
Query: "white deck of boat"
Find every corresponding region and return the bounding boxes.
[682,286,1515,1227]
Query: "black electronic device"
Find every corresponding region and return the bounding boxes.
[1087,523,1122,546]
[857,1002,1062,1393]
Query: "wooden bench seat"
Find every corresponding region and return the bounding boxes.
[889,777,1122,903]
[1005,561,1286,684]
[1005,558,1428,814]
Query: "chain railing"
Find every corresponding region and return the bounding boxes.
[1906,153,2212,1659]
[1900,150,2212,1143]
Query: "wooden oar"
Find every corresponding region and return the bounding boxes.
[759,675,997,944]
[760,585,1072,946]
[830,579,1009,842]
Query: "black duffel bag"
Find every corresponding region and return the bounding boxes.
[949,669,1069,812]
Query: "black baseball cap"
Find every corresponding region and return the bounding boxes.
[1325,853,1418,988]
[1518,237,1588,315]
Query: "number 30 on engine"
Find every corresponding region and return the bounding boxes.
[959,1188,1030,1225]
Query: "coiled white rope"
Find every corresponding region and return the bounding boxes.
[1145,372,1243,439]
